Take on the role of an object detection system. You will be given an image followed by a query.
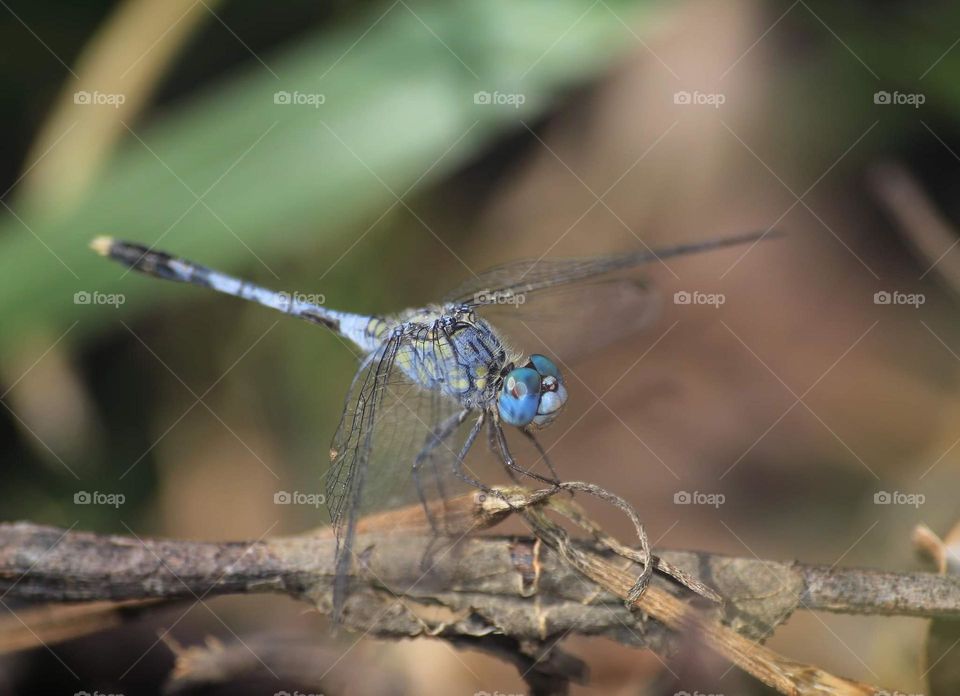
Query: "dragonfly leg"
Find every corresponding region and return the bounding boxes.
[488,419,520,484]
[412,410,467,534]
[520,429,561,486]
[494,424,560,487]
[449,413,488,490]
[450,413,517,510]
[449,414,530,518]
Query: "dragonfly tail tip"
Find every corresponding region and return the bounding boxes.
[90,236,115,256]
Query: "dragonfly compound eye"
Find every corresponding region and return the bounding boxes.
[498,367,542,427]
[527,353,560,379]
[527,354,567,428]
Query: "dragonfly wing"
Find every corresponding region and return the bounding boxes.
[444,230,774,307]
[325,348,384,548]
[443,231,776,363]
[324,331,475,618]
[325,338,397,620]
[473,276,663,363]
[446,256,631,307]
[352,380,474,516]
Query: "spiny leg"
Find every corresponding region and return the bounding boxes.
[488,418,520,484]
[449,413,487,491]
[520,429,561,485]
[494,423,560,487]
[412,410,467,534]
[450,413,519,513]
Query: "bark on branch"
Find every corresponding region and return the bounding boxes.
[0,489,953,695]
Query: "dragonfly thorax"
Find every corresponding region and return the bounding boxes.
[387,306,510,409]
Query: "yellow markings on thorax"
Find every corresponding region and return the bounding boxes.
[367,317,390,339]
[389,327,471,394]
[473,363,488,391]
[374,309,494,397]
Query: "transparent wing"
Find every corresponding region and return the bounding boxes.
[324,331,475,616]
[444,230,772,307]
[325,340,396,558]
[472,276,662,363]
[354,380,474,517]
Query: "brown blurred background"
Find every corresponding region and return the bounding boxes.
[1,0,960,693]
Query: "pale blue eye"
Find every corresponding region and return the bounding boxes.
[498,367,541,426]
[529,354,560,380]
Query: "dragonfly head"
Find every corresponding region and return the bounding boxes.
[498,354,567,429]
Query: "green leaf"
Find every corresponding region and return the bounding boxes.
[0,0,651,354]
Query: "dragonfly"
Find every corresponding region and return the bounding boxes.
[92,230,773,618]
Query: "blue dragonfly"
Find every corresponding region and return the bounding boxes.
[92,230,771,617]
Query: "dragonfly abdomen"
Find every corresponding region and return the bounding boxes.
[91,238,373,345]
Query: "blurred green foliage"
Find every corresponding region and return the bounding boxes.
[0,0,651,355]
[0,0,661,535]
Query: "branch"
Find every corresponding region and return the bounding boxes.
[0,491,951,694]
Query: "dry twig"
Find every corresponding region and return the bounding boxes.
[1,489,955,694]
